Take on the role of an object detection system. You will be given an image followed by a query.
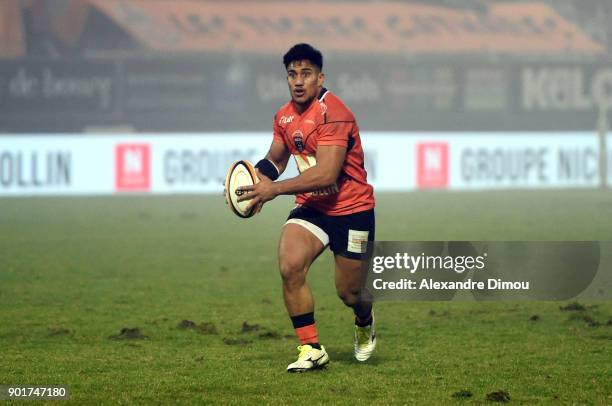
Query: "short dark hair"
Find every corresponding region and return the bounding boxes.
[283,43,323,71]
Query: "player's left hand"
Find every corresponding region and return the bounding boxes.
[237,178,278,213]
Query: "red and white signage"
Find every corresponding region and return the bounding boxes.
[417,142,449,188]
[115,144,150,191]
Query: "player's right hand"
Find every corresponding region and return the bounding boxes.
[253,169,269,214]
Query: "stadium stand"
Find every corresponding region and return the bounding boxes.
[1,0,611,133]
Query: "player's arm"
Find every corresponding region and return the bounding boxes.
[273,145,345,195]
[238,145,346,208]
[256,141,290,181]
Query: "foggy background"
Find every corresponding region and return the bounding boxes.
[1,0,611,195]
[1,0,611,134]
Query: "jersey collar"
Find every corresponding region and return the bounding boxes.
[318,87,329,102]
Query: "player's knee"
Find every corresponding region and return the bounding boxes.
[336,287,360,307]
[279,257,306,289]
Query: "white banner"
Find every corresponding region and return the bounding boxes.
[0,134,271,195]
[406,133,604,190]
[0,133,610,196]
[0,137,112,195]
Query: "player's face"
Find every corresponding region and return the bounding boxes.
[286,60,324,111]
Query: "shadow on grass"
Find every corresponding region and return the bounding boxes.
[326,347,385,366]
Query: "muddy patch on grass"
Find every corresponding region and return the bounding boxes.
[195,322,218,335]
[559,302,586,311]
[223,337,252,346]
[568,314,602,327]
[240,321,279,339]
[485,390,510,402]
[241,321,260,333]
[178,320,196,329]
[429,309,451,317]
[582,315,601,327]
[177,320,218,334]
[108,327,148,340]
[258,331,281,340]
[451,389,472,399]
[47,327,72,337]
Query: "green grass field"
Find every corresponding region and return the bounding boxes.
[1,191,611,404]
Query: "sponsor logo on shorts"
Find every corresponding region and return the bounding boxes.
[348,229,369,254]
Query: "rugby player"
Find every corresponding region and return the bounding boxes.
[237,43,376,372]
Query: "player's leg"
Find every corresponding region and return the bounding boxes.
[278,222,323,317]
[329,209,376,361]
[279,216,329,372]
[334,254,376,362]
[334,255,372,320]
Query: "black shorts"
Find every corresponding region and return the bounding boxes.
[286,205,375,260]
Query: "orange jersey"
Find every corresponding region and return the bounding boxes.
[273,88,375,216]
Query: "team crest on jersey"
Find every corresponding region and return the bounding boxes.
[293,130,304,152]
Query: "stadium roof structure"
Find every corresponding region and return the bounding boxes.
[82,0,605,57]
[3,0,606,59]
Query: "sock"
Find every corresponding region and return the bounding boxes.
[355,312,373,327]
[291,312,320,348]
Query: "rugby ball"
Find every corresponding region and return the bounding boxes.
[224,160,260,218]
